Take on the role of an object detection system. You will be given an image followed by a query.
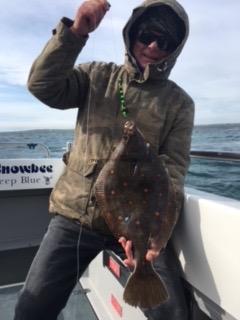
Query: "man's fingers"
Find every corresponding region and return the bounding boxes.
[118,238,136,268]
[92,0,111,11]
[86,0,110,17]
[72,0,110,36]
[146,249,160,261]
[89,1,108,29]
[125,240,134,260]
[81,3,103,31]
[119,237,160,263]
[105,1,111,10]
[119,238,132,259]
[123,258,134,268]
[118,237,127,248]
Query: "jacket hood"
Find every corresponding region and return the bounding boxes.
[123,0,189,80]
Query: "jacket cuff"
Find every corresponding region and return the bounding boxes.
[52,17,89,47]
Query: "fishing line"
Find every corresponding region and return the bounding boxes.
[73,0,119,297]
[107,3,120,65]
[74,13,96,296]
[74,222,83,294]
[73,73,93,295]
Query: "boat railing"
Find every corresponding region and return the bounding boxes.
[0,142,239,162]
[0,143,51,158]
[190,150,240,162]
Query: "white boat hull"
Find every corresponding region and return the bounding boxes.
[1,158,239,319]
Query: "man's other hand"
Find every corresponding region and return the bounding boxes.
[118,237,161,269]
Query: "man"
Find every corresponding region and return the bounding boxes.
[14,0,194,319]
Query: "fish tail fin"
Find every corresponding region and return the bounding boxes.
[123,261,168,308]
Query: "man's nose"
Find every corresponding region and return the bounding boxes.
[147,41,159,50]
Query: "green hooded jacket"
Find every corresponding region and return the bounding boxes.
[28,0,194,234]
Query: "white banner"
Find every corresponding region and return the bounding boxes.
[0,159,65,191]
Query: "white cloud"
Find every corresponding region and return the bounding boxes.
[0,0,240,129]
[0,101,77,132]
[0,1,133,85]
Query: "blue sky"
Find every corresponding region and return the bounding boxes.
[1,0,240,131]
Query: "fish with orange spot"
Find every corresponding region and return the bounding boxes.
[95,121,177,308]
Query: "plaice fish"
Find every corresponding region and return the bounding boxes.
[95,121,177,308]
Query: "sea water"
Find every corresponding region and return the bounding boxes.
[187,123,239,200]
[0,124,239,201]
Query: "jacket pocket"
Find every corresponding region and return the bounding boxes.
[68,159,98,177]
[51,160,99,218]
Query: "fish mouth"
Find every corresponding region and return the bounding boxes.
[124,121,136,135]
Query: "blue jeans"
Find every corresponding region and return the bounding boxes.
[14,215,189,320]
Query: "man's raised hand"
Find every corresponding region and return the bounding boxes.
[71,0,110,37]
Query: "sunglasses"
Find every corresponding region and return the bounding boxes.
[136,30,176,52]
